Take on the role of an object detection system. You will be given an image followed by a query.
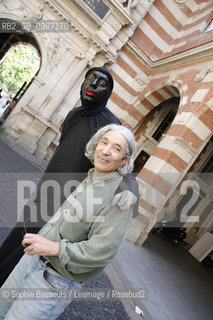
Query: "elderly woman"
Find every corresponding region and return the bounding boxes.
[0,124,137,320]
[0,66,138,287]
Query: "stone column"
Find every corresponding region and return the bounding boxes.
[41,48,96,119]
[32,48,97,158]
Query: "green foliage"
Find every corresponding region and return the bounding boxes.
[0,44,40,94]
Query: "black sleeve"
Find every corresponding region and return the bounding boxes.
[59,109,77,144]
[115,173,139,218]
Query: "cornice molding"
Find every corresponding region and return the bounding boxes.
[107,0,134,25]
[127,40,213,73]
[43,0,65,19]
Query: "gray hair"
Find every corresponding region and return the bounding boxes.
[85,124,136,175]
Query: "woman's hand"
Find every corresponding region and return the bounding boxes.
[22,233,60,256]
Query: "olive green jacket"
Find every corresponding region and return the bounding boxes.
[39,169,133,283]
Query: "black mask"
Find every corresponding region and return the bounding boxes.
[58,67,117,145]
[80,67,114,111]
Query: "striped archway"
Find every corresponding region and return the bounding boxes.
[126,77,213,245]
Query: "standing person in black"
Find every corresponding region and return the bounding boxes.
[0,66,138,286]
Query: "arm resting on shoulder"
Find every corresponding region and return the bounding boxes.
[113,173,139,218]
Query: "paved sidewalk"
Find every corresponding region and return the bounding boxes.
[0,134,213,320]
[108,235,213,320]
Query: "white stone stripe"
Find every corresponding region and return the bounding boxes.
[190,89,209,102]
[146,94,161,106]
[111,64,141,92]
[165,86,179,96]
[158,135,193,163]
[185,0,209,13]
[207,97,213,111]
[138,205,153,219]
[156,88,173,100]
[149,5,179,39]
[144,156,180,187]
[136,177,166,208]
[111,63,132,84]
[173,40,187,49]
[179,21,206,36]
[138,20,172,53]
[187,11,210,24]
[185,0,199,11]
[108,101,138,128]
[173,112,211,140]
[119,51,142,74]
[112,62,149,94]
[113,81,137,105]
[161,0,185,20]
[134,102,150,116]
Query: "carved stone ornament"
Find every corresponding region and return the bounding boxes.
[194,66,213,82]
[173,0,188,5]
[22,4,44,21]
[118,0,139,12]
[46,36,64,69]
[135,72,149,86]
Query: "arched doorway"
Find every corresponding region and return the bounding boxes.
[0,18,41,121]
[0,19,40,60]
[134,97,180,173]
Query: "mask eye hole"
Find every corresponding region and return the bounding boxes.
[99,79,107,87]
[87,75,95,82]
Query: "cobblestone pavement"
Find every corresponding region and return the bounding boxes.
[0,136,131,320]
[57,276,131,320]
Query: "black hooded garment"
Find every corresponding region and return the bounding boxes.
[0,67,138,286]
[46,106,121,173]
[45,66,118,174]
